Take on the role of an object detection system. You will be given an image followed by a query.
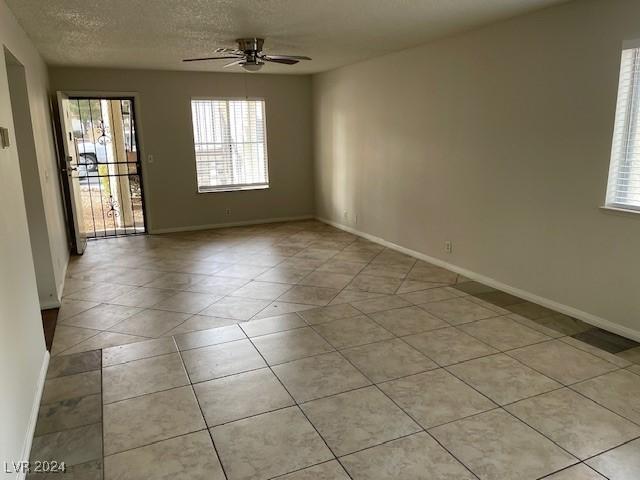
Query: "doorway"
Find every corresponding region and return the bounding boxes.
[5,48,59,308]
[63,97,147,239]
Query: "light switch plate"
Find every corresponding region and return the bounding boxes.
[0,127,9,149]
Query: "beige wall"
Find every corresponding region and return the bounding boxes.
[0,0,65,470]
[1,26,67,310]
[49,68,315,232]
[313,0,640,337]
[6,57,59,309]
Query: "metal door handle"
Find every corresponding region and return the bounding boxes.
[63,156,77,173]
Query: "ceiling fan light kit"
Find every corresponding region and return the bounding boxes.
[242,62,264,72]
[183,38,311,71]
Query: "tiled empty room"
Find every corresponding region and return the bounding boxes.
[1,0,640,479]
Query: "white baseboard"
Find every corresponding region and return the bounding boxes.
[150,215,315,234]
[17,350,50,480]
[318,216,640,343]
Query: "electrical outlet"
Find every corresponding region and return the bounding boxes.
[445,240,453,254]
[225,208,231,215]
[354,214,358,225]
[0,127,10,149]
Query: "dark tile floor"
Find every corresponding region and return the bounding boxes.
[29,350,103,479]
[454,281,640,355]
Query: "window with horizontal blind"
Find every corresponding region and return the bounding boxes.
[606,42,640,211]
[191,99,269,193]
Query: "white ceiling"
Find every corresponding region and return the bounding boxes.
[6,0,569,74]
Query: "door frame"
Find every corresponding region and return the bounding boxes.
[55,91,151,239]
[56,91,88,253]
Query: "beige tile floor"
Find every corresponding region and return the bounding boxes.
[29,220,640,480]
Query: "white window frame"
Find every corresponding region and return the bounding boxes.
[190,97,270,193]
[604,39,640,214]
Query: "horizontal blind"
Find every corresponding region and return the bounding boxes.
[606,47,640,210]
[191,99,269,192]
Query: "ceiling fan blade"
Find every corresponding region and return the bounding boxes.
[223,60,245,68]
[264,55,312,61]
[263,57,299,65]
[182,55,242,62]
[215,47,242,54]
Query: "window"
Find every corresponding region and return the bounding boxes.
[191,99,269,192]
[606,42,640,211]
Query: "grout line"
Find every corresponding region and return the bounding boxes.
[501,341,624,387]
[174,339,231,480]
[423,361,583,471]
[330,348,481,479]
[536,462,609,479]
[436,353,637,466]
[53,330,104,357]
[566,383,640,428]
[102,428,212,459]
[562,434,640,466]
[307,306,604,479]
[33,395,104,438]
[241,323,354,479]
[266,459,346,479]
[57,221,636,479]
[470,343,636,423]
[101,341,179,368]
[32,419,104,441]
[101,381,188,405]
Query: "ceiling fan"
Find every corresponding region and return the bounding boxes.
[183,38,311,72]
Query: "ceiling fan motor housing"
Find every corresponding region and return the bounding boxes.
[237,38,264,55]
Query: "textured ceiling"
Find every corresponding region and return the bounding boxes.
[6,0,569,74]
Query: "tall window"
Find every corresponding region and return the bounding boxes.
[606,43,640,211]
[191,99,269,192]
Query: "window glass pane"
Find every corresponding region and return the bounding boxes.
[606,47,640,210]
[191,99,269,192]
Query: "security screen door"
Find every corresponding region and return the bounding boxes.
[59,95,147,241]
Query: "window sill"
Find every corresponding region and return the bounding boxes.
[198,184,269,194]
[600,205,640,218]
